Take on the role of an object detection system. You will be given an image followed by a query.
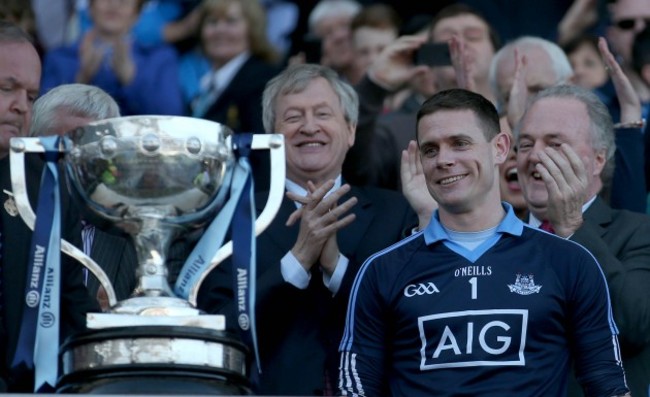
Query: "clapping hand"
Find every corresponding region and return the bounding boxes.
[507,48,529,129]
[285,180,357,274]
[112,37,136,86]
[450,35,476,92]
[598,37,641,124]
[76,30,104,84]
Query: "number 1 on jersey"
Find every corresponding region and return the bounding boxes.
[469,277,477,300]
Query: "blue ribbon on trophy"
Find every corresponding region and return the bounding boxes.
[229,134,260,372]
[174,133,260,371]
[11,136,62,392]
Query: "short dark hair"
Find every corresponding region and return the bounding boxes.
[399,14,433,36]
[632,26,650,76]
[416,88,500,142]
[350,4,401,33]
[0,20,33,44]
[430,3,501,51]
[562,34,600,58]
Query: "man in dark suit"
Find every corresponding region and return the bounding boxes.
[515,84,650,397]
[198,63,417,396]
[0,22,99,391]
[30,83,138,306]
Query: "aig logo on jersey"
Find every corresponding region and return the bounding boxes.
[418,309,528,370]
[404,282,440,297]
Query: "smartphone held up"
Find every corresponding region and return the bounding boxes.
[414,42,452,67]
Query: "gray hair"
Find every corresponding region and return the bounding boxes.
[308,0,361,33]
[489,36,574,112]
[261,63,359,133]
[518,84,616,182]
[31,84,120,136]
[0,20,33,44]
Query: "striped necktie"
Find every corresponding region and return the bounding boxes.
[539,220,555,234]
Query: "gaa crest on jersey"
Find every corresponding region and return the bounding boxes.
[508,274,542,295]
[404,282,440,297]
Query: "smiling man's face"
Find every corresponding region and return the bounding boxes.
[516,96,605,218]
[417,109,506,215]
[273,77,356,187]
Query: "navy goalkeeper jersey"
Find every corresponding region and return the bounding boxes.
[339,204,628,397]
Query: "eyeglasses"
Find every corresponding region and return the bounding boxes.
[615,18,650,30]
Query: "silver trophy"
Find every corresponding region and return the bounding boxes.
[9,116,285,394]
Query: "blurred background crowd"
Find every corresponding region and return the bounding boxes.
[3,0,649,213]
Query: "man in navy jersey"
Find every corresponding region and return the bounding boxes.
[338,88,630,396]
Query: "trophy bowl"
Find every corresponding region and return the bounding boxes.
[65,115,232,233]
[63,115,233,311]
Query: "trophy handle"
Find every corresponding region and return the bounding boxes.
[9,138,118,308]
[187,133,285,306]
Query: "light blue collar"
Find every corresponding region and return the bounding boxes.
[424,202,524,246]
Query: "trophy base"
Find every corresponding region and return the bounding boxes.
[59,326,251,395]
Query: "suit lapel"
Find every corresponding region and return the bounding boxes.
[583,197,612,237]
[338,186,374,256]
[256,194,299,253]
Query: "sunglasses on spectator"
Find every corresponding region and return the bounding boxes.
[615,18,650,30]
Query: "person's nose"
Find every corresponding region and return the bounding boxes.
[526,140,547,166]
[10,91,30,115]
[300,113,320,135]
[436,146,455,168]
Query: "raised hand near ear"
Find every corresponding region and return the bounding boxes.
[401,140,437,230]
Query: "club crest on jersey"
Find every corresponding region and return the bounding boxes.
[508,274,542,295]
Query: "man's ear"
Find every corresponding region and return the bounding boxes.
[593,149,607,177]
[493,131,510,165]
[348,122,357,148]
